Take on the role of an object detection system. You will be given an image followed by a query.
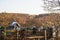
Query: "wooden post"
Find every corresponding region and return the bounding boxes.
[56,28,58,40]
[45,30,47,40]
[16,28,18,40]
[55,27,58,40]
[4,26,6,40]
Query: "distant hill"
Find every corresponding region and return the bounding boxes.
[0,13,30,27]
[0,13,60,27]
[34,13,60,27]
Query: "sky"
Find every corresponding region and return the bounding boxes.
[0,0,46,15]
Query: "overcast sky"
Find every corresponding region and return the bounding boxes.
[0,0,46,15]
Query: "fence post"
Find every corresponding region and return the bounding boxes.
[45,30,47,40]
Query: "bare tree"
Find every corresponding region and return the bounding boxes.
[43,0,60,13]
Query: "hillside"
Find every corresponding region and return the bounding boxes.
[0,13,60,27]
[34,13,60,27]
[0,13,30,27]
